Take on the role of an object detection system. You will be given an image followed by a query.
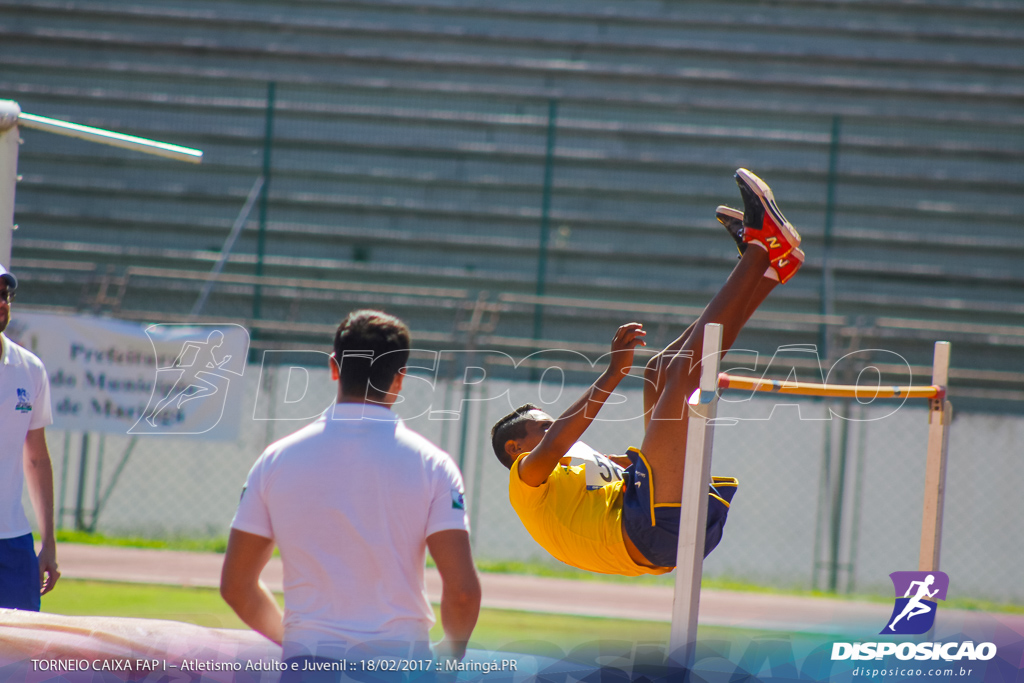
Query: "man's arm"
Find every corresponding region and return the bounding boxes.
[518,323,646,487]
[220,528,283,644]
[426,529,481,662]
[23,428,59,595]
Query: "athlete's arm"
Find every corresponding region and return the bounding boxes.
[609,455,633,468]
[518,323,645,487]
[220,529,283,644]
[427,529,481,662]
[23,428,59,595]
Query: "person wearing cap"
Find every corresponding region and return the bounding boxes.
[0,264,60,610]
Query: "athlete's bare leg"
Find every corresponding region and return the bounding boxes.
[637,168,803,505]
[638,246,773,503]
[642,269,777,430]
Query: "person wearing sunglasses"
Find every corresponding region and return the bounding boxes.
[0,263,59,610]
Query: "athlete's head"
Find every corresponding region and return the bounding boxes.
[0,264,16,336]
[490,403,554,470]
[332,309,410,403]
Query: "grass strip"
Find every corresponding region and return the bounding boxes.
[55,532,1024,615]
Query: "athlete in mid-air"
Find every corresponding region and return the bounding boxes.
[491,169,804,576]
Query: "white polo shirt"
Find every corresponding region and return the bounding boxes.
[231,403,469,659]
[0,333,53,539]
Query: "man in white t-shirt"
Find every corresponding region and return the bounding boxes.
[0,264,60,610]
[221,309,480,675]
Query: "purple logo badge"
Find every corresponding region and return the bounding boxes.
[881,571,949,635]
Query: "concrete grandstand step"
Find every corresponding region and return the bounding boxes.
[6,0,1023,76]
[4,26,1023,113]
[7,59,1024,128]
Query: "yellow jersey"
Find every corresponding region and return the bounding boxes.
[508,453,671,577]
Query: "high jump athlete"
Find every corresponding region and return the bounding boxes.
[490,169,804,576]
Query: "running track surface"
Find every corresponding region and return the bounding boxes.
[54,543,1022,638]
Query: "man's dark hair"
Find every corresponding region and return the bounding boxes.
[490,403,541,470]
[333,310,411,402]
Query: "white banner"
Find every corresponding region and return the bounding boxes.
[6,312,249,440]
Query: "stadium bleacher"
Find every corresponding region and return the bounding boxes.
[2,0,1022,410]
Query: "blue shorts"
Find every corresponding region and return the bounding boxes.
[0,533,41,611]
[621,447,737,568]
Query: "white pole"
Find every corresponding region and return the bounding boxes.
[17,112,202,164]
[668,322,722,668]
[919,341,952,571]
[0,100,21,267]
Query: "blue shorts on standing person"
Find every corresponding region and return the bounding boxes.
[0,533,41,611]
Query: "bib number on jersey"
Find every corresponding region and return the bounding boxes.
[566,442,625,489]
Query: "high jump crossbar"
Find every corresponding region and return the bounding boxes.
[16,113,203,164]
[717,374,945,401]
[1,99,203,266]
[668,325,952,668]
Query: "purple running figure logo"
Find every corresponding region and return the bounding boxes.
[881,571,949,635]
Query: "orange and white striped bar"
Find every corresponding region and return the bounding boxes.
[717,373,945,401]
